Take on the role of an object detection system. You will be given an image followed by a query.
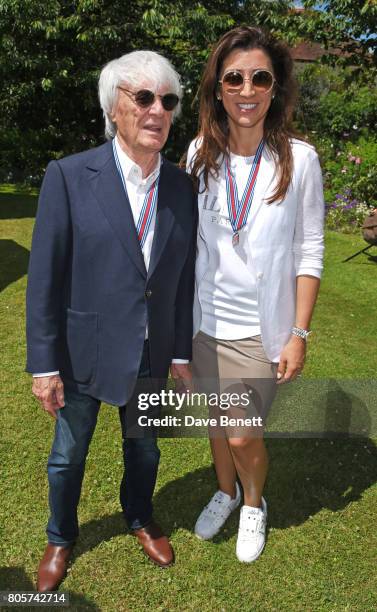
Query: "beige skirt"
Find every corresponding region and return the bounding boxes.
[192,331,278,432]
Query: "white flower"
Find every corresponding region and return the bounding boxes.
[356,203,369,215]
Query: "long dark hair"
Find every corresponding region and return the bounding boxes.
[190,26,303,203]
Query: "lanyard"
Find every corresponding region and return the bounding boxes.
[112,139,160,249]
[225,139,264,246]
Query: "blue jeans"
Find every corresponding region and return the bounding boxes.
[46,341,160,544]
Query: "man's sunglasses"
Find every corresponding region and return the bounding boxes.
[118,87,179,111]
[218,69,275,94]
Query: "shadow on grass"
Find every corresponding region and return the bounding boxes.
[0,240,30,292]
[323,380,372,436]
[0,567,100,609]
[71,436,377,556]
[0,192,37,219]
[266,379,375,439]
[155,436,377,536]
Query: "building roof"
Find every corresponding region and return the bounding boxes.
[289,8,364,63]
[290,41,346,62]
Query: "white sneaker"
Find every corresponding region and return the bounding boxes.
[194,482,241,540]
[236,497,267,563]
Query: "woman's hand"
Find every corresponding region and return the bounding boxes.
[276,336,306,384]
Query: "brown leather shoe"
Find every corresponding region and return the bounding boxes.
[132,521,174,567]
[37,543,74,591]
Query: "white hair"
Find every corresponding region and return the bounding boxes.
[98,50,183,139]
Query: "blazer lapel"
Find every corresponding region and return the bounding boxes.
[147,160,175,279]
[87,142,147,278]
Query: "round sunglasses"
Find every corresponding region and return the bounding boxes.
[218,69,275,94]
[118,87,179,111]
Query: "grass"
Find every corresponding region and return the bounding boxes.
[0,186,376,611]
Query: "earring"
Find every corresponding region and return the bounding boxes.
[216,94,222,101]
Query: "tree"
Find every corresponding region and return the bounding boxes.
[301,0,377,71]
[0,0,297,181]
[1,0,374,182]
[0,0,150,180]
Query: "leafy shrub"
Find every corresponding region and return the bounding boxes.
[296,65,377,140]
[296,64,376,232]
[319,136,377,207]
[316,86,376,138]
[295,64,339,133]
[325,188,369,233]
[308,132,376,232]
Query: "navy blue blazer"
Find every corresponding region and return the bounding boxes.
[26,141,197,406]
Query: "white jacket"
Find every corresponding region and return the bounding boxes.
[188,138,325,362]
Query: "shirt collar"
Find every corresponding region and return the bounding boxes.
[114,135,161,187]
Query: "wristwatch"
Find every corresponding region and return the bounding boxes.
[291,326,312,341]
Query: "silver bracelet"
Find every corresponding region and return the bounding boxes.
[291,326,312,341]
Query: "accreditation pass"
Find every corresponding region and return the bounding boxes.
[0,592,69,606]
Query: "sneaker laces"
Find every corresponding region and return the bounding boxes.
[239,508,265,538]
[204,491,231,519]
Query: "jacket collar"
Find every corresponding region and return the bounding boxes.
[113,136,161,188]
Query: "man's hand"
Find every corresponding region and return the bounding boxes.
[277,336,306,384]
[170,363,193,393]
[32,375,65,418]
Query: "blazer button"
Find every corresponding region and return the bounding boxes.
[145,289,152,298]
[256,272,264,280]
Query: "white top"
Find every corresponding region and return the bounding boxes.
[199,152,261,339]
[187,137,325,363]
[114,135,160,271]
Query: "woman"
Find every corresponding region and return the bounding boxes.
[186,26,324,563]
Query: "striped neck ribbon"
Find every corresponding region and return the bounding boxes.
[225,139,264,246]
[112,139,160,249]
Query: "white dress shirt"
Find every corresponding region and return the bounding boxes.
[114,135,160,271]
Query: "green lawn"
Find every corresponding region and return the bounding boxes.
[0,187,376,611]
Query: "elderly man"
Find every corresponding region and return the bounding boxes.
[26,50,196,590]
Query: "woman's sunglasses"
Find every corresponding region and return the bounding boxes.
[118,87,179,111]
[218,69,275,94]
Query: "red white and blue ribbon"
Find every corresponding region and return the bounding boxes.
[225,139,264,246]
[112,139,160,249]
